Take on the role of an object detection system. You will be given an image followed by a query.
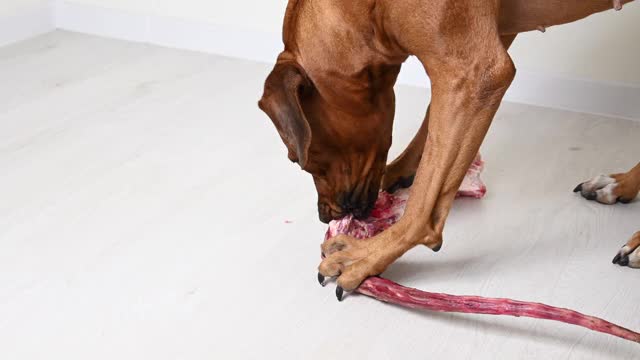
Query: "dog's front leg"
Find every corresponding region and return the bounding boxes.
[319,24,516,292]
[382,34,517,193]
[382,106,430,192]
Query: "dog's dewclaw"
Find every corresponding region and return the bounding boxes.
[357,277,640,344]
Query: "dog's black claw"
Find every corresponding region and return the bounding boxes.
[584,192,597,201]
[618,255,629,267]
[613,253,622,264]
[618,197,632,204]
[336,286,344,302]
[432,243,442,252]
[573,183,583,193]
[318,273,325,286]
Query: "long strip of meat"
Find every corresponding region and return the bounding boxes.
[324,155,640,344]
[357,277,640,343]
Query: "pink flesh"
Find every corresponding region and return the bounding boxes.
[324,154,640,344]
[326,154,486,241]
[358,278,640,344]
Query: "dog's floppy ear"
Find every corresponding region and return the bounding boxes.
[258,62,313,168]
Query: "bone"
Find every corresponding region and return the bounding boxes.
[324,154,640,344]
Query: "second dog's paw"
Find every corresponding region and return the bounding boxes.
[613,232,640,268]
[573,174,630,205]
[613,245,640,268]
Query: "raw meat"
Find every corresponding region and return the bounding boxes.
[357,278,640,343]
[326,154,486,241]
[323,155,640,344]
[457,154,487,198]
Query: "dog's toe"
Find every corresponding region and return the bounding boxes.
[613,237,640,268]
[575,174,621,204]
[612,252,622,264]
[628,248,640,268]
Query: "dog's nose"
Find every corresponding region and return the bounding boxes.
[338,189,377,220]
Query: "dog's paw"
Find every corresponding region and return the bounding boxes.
[318,234,390,297]
[573,174,635,205]
[612,232,640,268]
[382,157,417,193]
[384,174,415,193]
[612,245,640,268]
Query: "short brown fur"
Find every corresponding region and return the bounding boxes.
[259,0,638,290]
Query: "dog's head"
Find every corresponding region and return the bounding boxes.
[258,60,396,223]
[259,1,403,223]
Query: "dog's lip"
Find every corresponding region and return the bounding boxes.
[319,203,375,223]
[319,208,343,223]
[319,202,344,222]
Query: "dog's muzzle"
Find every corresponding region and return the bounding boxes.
[319,188,378,223]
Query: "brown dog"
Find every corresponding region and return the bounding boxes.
[258,0,640,292]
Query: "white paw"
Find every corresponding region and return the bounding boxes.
[613,244,640,268]
[573,174,620,205]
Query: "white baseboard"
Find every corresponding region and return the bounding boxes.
[0,3,54,47]
[5,0,638,121]
[398,57,640,121]
[505,71,640,121]
[53,1,282,63]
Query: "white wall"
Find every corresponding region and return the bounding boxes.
[60,0,288,33]
[510,4,640,85]
[0,0,49,17]
[1,0,638,118]
[0,0,53,47]
[58,0,640,86]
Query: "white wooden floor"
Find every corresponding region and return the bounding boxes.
[0,31,639,359]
